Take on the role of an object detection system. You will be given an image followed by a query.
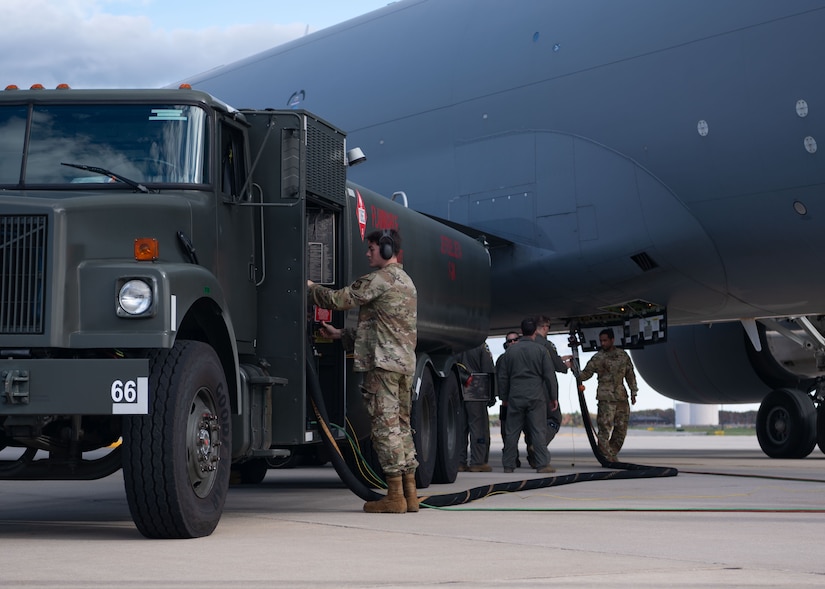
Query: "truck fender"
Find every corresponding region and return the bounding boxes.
[164,265,241,411]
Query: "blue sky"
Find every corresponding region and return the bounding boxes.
[2,0,393,89]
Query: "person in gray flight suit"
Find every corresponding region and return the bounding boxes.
[497,318,558,474]
[456,342,496,472]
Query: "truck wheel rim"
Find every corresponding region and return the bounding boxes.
[187,387,221,498]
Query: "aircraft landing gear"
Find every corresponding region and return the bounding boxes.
[756,388,817,458]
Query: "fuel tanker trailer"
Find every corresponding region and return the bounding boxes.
[0,85,490,538]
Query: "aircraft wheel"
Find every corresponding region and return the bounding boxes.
[123,340,231,538]
[432,371,462,484]
[756,388,817,458]
[411,368,437,488]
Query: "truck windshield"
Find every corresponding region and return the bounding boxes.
[0,103,208,187]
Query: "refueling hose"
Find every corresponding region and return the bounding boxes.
[305,350,383,502]
[305,344,677,509]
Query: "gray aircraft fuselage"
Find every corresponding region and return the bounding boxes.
[184,0,825,426]
[185,0,825,332]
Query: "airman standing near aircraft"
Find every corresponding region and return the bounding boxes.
[456,342,496,472]
[527,316,573,466]
[498,318,558,474]
[308,228,419,513]
[496,331,520,445]
[578,328,639,462]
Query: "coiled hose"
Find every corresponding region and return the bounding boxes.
[306,350,678,509]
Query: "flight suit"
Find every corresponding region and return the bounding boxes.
[497,337,557,471]
[457,343,495,469]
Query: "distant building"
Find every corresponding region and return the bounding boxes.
[629,414,670,427]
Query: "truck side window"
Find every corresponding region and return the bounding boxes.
[0,106,27,185]
[221,124,247,200]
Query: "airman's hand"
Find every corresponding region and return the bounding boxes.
[319,321,342,340]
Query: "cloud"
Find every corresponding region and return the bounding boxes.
[1,0,305,89]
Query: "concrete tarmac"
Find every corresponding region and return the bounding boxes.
[1,429,824,588]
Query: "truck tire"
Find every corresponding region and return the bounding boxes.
[122,340,231,538]
[411,368,437,488]
[432,371,461,484]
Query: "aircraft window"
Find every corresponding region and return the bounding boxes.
[16,104,209,187]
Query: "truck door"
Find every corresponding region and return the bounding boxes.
[216,119,257,349]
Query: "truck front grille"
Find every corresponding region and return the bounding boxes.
[0,215,47,334]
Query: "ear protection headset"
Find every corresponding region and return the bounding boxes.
[379,229,394,260]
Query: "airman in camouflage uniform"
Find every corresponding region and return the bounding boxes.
[307,228,418,513]
[579,328,638,462]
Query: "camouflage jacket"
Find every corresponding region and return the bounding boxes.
[308,263,417,375]
[579,347,638,402]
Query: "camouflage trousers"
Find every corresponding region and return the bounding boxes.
[361,368,418,477]
[596,399,630,461]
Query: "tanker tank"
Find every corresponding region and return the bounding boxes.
[345,182,490,356]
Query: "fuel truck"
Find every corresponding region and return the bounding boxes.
[0,86,491,538]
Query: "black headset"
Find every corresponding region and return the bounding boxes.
[379,229,394,260]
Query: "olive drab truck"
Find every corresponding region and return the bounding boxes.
[0,86,491,538]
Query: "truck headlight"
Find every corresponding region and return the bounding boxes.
[118,279,153,316]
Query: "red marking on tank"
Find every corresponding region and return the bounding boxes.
[440,236,463,259]
[370,206,399,230]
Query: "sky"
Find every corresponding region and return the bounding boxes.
[1,0,758,414]
[2,0,393,90]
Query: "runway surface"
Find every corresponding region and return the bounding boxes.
[1,429,823,588]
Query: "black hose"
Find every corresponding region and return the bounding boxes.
[417,364,677,508]
[573,369,678,476]
[305,341,676,510]
[305,351,382,502]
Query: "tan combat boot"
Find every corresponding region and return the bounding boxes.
[363,475,407,513]
[402,471,419,512]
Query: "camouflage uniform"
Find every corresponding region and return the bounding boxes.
[308,262,418,476]
[579,347,638,461]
